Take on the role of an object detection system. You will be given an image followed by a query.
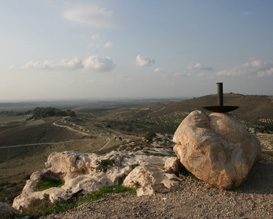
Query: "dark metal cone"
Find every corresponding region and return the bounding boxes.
[203,82,239,113]
[202,106,239,113]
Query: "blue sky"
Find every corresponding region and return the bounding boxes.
[1,0,273,101]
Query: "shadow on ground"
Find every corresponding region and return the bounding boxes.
[236,161,273,195]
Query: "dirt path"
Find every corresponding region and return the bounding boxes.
[52,122,90,136]
[147,107,166,118]
[52,122,113,152]
[42,161,273,219]
[99,137,111,151]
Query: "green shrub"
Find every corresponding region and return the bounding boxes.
[144,131,156,142]
[29,107,76,119]
[36,176,65,191]
[130,163,139,170]
[256,124,273,133]
[77,185,136,205]
[95,159,115,172]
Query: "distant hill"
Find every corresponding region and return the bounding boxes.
[99,94,273,134]
[155,94,273,122]
[153,94,273,126]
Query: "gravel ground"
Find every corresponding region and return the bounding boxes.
[42,161,273,219]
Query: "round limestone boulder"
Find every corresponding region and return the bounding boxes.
[173,110,261,189]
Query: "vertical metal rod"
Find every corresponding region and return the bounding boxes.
[217,82,223,106]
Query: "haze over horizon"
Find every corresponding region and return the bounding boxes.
[1,0,273,101]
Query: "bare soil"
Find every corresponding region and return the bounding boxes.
[42,161,273,219]
[0,118,82,148]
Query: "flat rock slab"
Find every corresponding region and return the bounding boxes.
[13,150,178,210]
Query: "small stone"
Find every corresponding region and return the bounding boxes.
[164,157,183,173]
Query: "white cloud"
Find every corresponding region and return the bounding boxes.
[217,59,273,77]
[188,62,213,71]
[88,34,113,49]
[59,58,83,70]
[63,4,113,28]
[104,41,114,48]
[22,56,115,72]
[153,67,164,73]
[23,60,53,70]
[83,55,115,72]
[8,65,15,70]
[243,59,267,69]
[136,55,155,66]
[22,58,83,71]
[152,67,190,80]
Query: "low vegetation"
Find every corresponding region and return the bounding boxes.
[21,185,136,218]
[144,131,156,142]
[255,124,273,133]
[130,163,140,170]
[28,107,76,119]
[95,159,115,173]
[35,176,65,191]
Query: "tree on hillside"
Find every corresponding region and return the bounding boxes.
[29,107,76,119]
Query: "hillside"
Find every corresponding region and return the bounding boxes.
[96,94,273,134]
[0,118,80,147]
[156,94,273,126]
[0,94,272,206]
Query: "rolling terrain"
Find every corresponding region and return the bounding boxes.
[156,94,273,126]
[0,94,272,204]
[93,94,273,134]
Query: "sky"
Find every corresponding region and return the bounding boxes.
[1,0,273,101]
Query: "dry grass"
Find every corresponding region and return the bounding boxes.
[257,133,273,150]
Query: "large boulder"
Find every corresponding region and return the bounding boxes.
[173,110,261,190]
[13,151,178,210]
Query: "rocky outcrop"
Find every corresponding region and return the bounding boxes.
[117,133,175,156]
[13,151,178,210]
[13,111,261,211]
[173,110,261,190]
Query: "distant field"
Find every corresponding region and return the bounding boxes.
[25,119,45,127]
[0,115,29,123]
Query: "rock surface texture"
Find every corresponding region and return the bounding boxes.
[13,150,178,210]
[173,110,261,189]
